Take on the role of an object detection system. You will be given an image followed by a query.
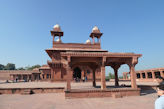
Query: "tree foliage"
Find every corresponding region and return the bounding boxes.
[4,63,16,70]
[25,64,41,70]
[0,63,41,70]
[0,64,5,70]
[109,72,115,79]
[17,67,25,70]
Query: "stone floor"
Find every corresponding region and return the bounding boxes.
[0,81,158,109]
[0,90,157,109]
[0,81,159,89]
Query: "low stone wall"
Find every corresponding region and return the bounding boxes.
[138,85,158,90]
[0,87,64,94]
[65,88,140,98]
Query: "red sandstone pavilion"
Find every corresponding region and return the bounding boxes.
[41,24,142,98]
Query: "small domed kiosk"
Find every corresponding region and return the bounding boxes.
[90,26,103,44]
[51,24,63,44]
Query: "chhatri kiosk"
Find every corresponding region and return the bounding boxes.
[46,24,142,98]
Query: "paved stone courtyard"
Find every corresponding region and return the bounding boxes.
[0,91,157,109]
[0,81,159,89]
[0,81,158,109]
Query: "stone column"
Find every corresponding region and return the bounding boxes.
[101,65,106,90]
[111,64,120,86]
[66,56,71,91]
[129,64,137,89]
[12,75,15,80]
[92,69,96,87]
[100,57,106,90]
[44,74,47,80]
[66,65,71,91]
[140,73,143,79]
[51,69,54,81]
[152,71,155,79]
[21,75,23,80]
[145,72,148,79]
[125,73,128,80]
[98,38,101,43]
[160,70,164,78]
[27,75,29,81]
[92,37,95,44]
[81,69,85,79]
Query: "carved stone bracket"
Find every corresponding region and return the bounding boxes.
[127,57,138,67]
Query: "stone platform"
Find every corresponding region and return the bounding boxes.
[65,88,140,98]
[0,87,64,94]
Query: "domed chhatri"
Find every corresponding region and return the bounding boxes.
[53,24,61,32]
[92,26,100,33]
[51,24,63,44]
[85,39,91,44]
[90,26,103,44]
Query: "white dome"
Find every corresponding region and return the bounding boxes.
[53,24,61,32]
[92,26,100,33]
[86,39,91,44]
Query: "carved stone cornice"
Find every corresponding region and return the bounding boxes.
[60,52,142,58]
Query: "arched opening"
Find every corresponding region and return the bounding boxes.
[73,67,81,80]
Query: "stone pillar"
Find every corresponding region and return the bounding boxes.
[92,69,96,87]
[145,72,148,79]
[31,74,34,81]
[101,65,106,90]
[13,75,15,80]
[152,71,155,79]
[160,70,164,78]
[92,37,95,44]
[111,64,120,87]
[51,69,54,81]
[21,75,23,80]
[98,38,101,43]
[140,73,143,79]
[44,74,47,80]
[27,75,29,81]
[125,73,128,80]
[66,56,71,91]
[66,65,71,91]
[81,69,85,79]
[129,64,137,89]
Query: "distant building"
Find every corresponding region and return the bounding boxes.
[123,67,164,82]
[0,69,40,81]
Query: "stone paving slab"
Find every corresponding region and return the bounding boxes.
[0,91,157,109]
[0,81,159,89]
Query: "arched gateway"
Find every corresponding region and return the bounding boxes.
[73,67,81,80]
[44,24,142,98]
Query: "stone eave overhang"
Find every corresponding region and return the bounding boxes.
[45,48,108,58]
[60,52,142,58]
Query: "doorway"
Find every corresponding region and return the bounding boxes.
[73,67,81,80]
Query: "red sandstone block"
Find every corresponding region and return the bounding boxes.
[112,93,122,98]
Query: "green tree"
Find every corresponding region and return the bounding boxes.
[109,72,115,79]
[26,64,41,70]
[17,67,25,70]
[0,64,5,70]
[119,76,123,79]
[5,63,15,70]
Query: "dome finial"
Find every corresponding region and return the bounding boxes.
[85,39,91,44]
[53,24,61,32]
[92,26,100,33]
